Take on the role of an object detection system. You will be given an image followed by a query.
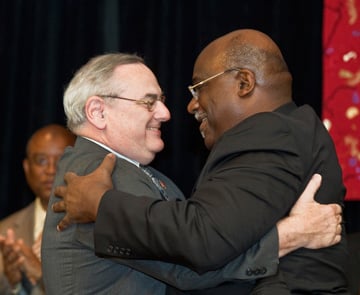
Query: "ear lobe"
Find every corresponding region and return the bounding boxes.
[85,96,106,129]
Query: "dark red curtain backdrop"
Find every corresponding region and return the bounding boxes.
[323,0,360,201]
[1,0,359,232]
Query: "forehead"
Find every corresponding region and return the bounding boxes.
[193,44,225,77]
[27,133,69,155]
[112,63,161,95]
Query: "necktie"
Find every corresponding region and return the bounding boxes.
[140,165,169,200]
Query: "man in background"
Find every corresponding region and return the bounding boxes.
[0,124,75,295]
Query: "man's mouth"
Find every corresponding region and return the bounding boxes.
[195,112,207,138]
[147,126,160,131]
[194,111,207,122]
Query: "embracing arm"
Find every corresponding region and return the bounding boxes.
[107,227,278,290]
[92,169,341,273]
[53,154,342,275]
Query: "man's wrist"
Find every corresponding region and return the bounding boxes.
[277,216,304,257]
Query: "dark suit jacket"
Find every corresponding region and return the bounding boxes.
[42,137,279,295]
[0,202,45,295]
[346,232,360,295]
[93,102,349,294]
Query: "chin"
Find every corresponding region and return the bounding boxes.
[153,142,165,152]
[204,137,214,150]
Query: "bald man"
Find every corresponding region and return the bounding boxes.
[0,124,75,295]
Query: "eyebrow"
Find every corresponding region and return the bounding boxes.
[144,93,164,99]
[191,75,206,84]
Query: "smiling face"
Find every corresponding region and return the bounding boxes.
[187,29,281,150]
[187,43,247,149]
[99,63,171,165]
[187,75,241,149]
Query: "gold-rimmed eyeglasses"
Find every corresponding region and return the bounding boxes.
[188,68,241,99]
[97,94,166,112]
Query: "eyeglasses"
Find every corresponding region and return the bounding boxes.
[98,94,166,112]
[29,154,59,167]
[188,68,241,99]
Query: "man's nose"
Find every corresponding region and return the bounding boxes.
[154,101,171,122]
[45,160,58,174]
[187,97,199,114]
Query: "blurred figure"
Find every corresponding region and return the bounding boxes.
[0,124,75,295]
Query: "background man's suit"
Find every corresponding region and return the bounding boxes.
[0,202,45,295]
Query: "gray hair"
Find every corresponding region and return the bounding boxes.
[63,53,144,132]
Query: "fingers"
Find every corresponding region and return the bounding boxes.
[328,223,342,246]
[54,185,67,200]
[336,223,342,235]
[3,241,21,265]
[327,203,343,227]
[52,200,66,213]
[316,206,343,248]
[53,153,116,232]
[332,203,342,215]
[56,215,72,232]
[54,175,76,201]
[6,228,16,242]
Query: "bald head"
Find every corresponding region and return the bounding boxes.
[194,29,292,100]
[26,124,76,156]
[187,29,294,149]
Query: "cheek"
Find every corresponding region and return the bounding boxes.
[27,167,44,179]
[208,106,230,138]
[25,169,44,190]
[117,118,148,146]
[110,113,137,136]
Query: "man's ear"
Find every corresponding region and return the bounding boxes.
[85,96,106,129]
[23,158,29,176]
[237,69,256,96]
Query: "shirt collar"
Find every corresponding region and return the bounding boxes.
[34,197,46,240]
[81,136,140,167]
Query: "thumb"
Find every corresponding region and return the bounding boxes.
[294,174,322,209]
[98,153,116,177]
[299,174,322,203]
[63,171,80,184]
[289,174,322,215]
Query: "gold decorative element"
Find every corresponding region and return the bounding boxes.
[347,0,358,25]
[346,106,360,119]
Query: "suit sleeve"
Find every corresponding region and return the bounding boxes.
[96,227,279,289]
